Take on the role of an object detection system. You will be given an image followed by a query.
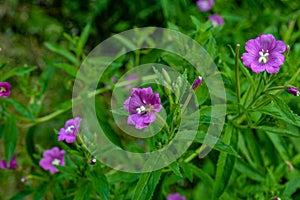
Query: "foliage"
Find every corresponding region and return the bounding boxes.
[0,0,300,200]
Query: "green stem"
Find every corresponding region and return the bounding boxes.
[19,87,112,127]
[156,113,170,133]
[181,89,193,115]
[235,44,241,114]
[246,73,263,109]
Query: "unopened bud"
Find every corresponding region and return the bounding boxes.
[162,68,172,85]
[287,87,299,96]
[192,76,203,90]
[90,158,96,165]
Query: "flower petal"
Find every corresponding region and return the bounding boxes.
[259,34,276,50]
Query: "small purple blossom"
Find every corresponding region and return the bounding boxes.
[208,14,224,27]
[167,193,186,200]
[192,76,203,89]
[58,117,82,143]
[39,147,65,174]
[241,34,286,74]
[0,82,11,97]
[0,156,18,169]
[287,87,299,96]
[124,87,162,130]
[196,0,214,12]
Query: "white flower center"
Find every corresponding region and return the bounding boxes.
[0,87,7,93]
[136,104,154,114]
[66,125,75,133]
[258,49,269,63]
[52,158,60,166]
[136,106,146,114]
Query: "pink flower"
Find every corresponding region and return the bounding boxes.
[39,147,65,174]
[241,34,286,74]
[0,156,18,169]
[167,193,186,200]
[58,117,82,143]
[124,87,162,129]
[197,0,214,12]
[208,14,224,27]
[0,82,11,97]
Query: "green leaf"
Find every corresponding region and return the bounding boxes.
[44,42,79,65]
[266,132,290,161]
[213,123,238,200]
[133,170,162,200]
[253,125,300,137]
[91,164,110,200]
[235,160,265,182]
[1,98,35,120]
[114,34,137,50]
[4,114,18,163]
[55,63,78,77]
[267,94,298,123]
[76,23,91,56]
[180,162,193,182]
[74,182,93,200]
[168,162,182,177]
[9,189,33,200]
[283,177,300,197]
[194,131,239,157]
[33,183,48,200]
[189,163,214,187]
[0,66,37,81]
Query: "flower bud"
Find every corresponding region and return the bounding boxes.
[162,68,172,85]
[287,87,299,96]
[192,76,203,90]
[90,158,96,165]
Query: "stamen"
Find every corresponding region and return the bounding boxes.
[0,87,7,93]
[258,49,269,63]
[65,125,75,133]
[52,158,60,166]
[136,106,146,114]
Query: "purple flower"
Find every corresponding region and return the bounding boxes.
[39,147,65,174]
[167,193,186,200]
[58,117,82,143]
[197,0,214,11]
[287,87,299,96]
[208,14,224,27]
[0,82,11,97]
[192,76,203,89]
[124,87,162,129]
[241,34,286,74]
[0,156,18,169]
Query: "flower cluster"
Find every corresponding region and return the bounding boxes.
[196,0,224,27]
[124,87,162,129]
[241,34,286,74]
